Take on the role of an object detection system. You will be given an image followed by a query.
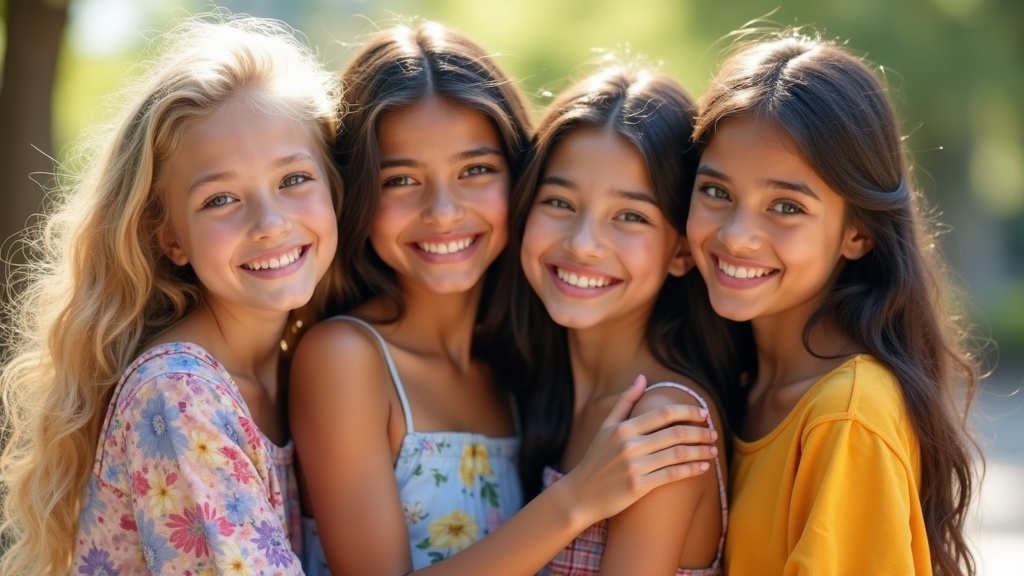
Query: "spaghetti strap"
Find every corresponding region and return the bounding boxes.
[646,382,712,416]
[327,315,415,433]
[645,381,729,573]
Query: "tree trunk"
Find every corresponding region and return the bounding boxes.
[0,0,68,286]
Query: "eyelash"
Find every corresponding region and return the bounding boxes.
[700,183,806,216]
[771,200,805,215]
[615,211,650,224]
[463,164,493,177]
[698,183,730,201]
[282,173,311,187]
[200,171,312,209]
[382,175,417,188]
[541,197,573,210]
[202,194,234,209]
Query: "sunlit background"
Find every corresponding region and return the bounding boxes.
[1,0,1021,573]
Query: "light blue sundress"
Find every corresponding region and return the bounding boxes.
[301,316,523,573]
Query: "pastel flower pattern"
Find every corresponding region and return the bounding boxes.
[71,343,302,575]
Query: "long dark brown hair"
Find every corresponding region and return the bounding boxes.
[486,66,752,499]
[327,22,533,325]
[694,32,980,576]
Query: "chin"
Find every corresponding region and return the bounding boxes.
[544,309,600,330]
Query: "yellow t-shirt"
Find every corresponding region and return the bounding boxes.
[725,355,932,575]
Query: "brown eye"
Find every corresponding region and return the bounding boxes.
[382,175,417,187]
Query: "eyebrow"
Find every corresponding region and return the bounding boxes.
[539,175,659,206]
[188,152,316,194]
[696,165,820,201]
[379,146,504,170]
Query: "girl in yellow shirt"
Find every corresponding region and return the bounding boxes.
[686,31,980,576]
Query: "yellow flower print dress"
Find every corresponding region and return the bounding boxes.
[302,317,522,573]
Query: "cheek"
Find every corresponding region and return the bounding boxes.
[685,205,712,243]
[369,199,409,247]
[519,213,553,273]
[479,185,509,247]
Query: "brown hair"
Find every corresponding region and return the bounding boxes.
[490,65,751,498]
[328,22,533,322]
[694,32,980,576]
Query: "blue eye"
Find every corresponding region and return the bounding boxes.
[203,194,235,209]
[282,173,310,187]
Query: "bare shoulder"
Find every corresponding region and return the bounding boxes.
[630,376,717,428]
[290,317,393,398]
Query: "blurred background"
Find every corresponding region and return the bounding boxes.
[1,0,1021,573]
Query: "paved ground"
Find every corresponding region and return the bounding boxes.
[968,362,1024,575]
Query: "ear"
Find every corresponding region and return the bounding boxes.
[840,222,873,261]
[157,223,189,266]
[667,235,694,277]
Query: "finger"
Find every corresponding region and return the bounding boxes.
[614,403,711,437]
[627,440,718,476]
[600,374,647,429]
[630,424,718,457]
[636,460,714,493]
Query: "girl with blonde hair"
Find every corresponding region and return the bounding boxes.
[0,14,343,574]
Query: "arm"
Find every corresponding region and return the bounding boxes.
[122,369,302,575]
[294,350,718,576]
[289,320,417,575]
[784,419,922,575]
[409,375,720,576]
[599,386,725,575]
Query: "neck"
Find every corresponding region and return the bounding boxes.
[566,313,660,406]
[373,277,485,366]
[189,297,286,386]
[752,308,860,390]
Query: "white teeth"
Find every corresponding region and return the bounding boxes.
[244,247,302,271]
[718,259,772,279]
[417,237,475,255]
[556,267,613,288]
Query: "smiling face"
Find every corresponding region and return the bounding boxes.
[369,97,510,296]
[520,127,689,331]
[158,101,338,316]
[686,117,871,325]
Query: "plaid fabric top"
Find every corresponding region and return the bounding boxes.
[539,382,726,576]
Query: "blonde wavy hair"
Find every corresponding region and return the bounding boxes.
[0,15,343,574]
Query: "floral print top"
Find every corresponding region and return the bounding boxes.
[301,316,523,573]
[72,342,302,575]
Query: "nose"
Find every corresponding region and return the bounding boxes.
[716,206,761,253]
[421,181,465,228]
[562,213,605,260]
[249,193,292,241]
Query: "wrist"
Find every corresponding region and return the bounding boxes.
[546,470,595,534]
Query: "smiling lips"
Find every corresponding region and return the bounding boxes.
[241,246,304,271]
[717,257,777,280]
[415,235,477,255]
[555,266,617,289]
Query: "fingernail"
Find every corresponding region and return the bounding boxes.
[710,446,718,456]
[700,462,710,471]
[699,409,708,418]
[710,431,718,441]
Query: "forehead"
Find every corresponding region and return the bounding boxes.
[159,103,324,192]
[377,97,501,151]
[544,127,649,182]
